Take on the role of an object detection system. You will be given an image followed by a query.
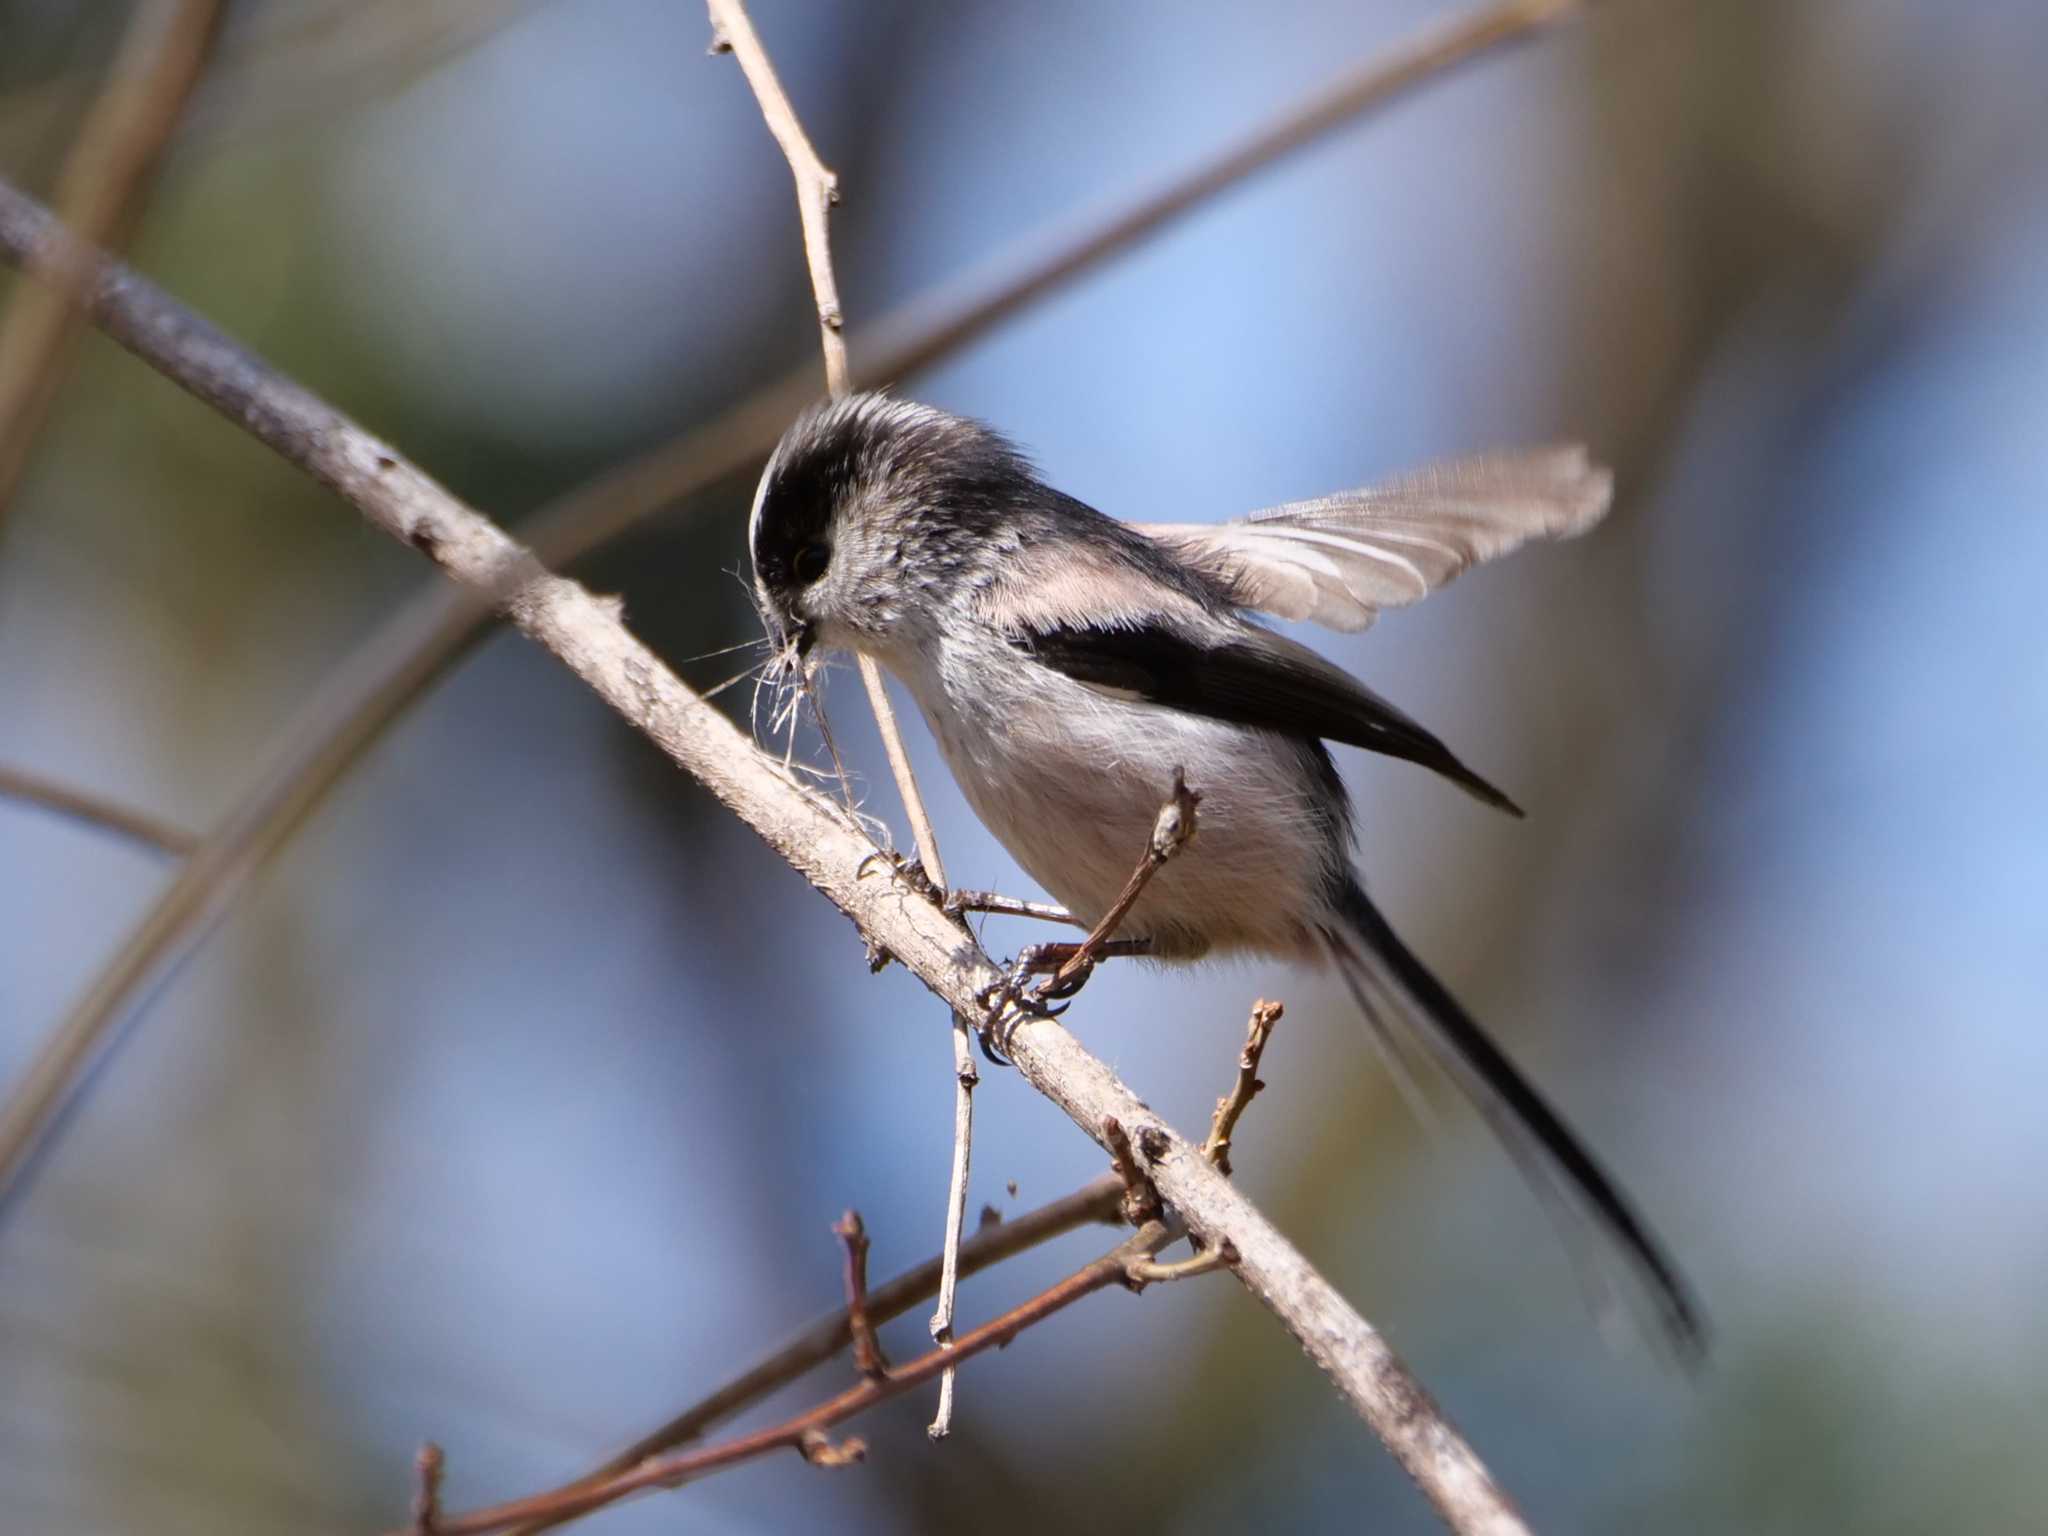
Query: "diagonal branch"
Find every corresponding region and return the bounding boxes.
[706,0,947,892]
[0,0,1592,1214]
[0,182,1531,1536]
[0,0,224,528]
[0,762,197,857]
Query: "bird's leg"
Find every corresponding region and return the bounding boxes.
[942,889,1085,927]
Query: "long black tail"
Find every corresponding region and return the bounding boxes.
[1322,879,1708,1362]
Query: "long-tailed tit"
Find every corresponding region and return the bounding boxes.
[748,392,1704,1357]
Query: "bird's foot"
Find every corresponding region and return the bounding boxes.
[975,947,1076,1064]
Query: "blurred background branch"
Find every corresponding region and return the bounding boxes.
[0,761,197,857]
[0,0,550,159]
[0,0,221,530]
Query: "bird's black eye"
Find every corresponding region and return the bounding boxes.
[791,542,831,584]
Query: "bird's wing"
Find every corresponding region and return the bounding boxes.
[1135,445,1612,633]
[1012,615,1522,816]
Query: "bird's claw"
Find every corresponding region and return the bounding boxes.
[974,957,1074,1064]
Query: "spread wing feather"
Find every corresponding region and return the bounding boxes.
[1137,446,1612,632]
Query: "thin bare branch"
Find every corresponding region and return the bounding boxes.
[413,1223,1175,1536]
[709,0,971,1438]
[504,1173,1122,1536]
[849,660,944,883]
[0,0,1591,1211]
[704,0,847,394]
[705,0,947,891]
[0,763,197,857]
[1125,1242,1235,1287]
[0,0,223,526]
[0,182,1533,1534]
[928,1013,977,1438]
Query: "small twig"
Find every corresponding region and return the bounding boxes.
[1158,1000,1284,1276]
[0,0,223,527]
[502,1174,1122,1536]
[830,1210,888,1381]
[1044,768,1200,994]
[927,1013,978,1439]
[795,1428,867,1469]
[1205,999,1284,1176]
[1126,1241,1238,1288]
[411,1223,1175,1536]
[704,0,846,395]
[705,0,947,892]
[852,660,946,887]
[1101,1116,1163,1228]
[411,1442,445,1535]
[0,763,197,857]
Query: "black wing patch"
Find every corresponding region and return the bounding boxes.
[1016,620,1523,816]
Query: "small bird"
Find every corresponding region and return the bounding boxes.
[748,392,1704,1357]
